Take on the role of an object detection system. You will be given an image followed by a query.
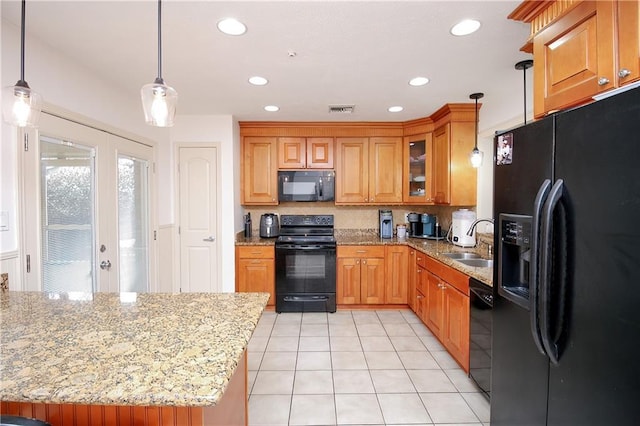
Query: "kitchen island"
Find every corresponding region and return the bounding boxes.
[0,291,269,426]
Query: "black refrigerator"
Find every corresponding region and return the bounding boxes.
[491,86,640,425]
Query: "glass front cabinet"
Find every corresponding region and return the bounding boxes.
[403,133,434,204]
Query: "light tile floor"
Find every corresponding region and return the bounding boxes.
[247,309,490,426]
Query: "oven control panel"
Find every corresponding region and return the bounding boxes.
[280,215,334,227]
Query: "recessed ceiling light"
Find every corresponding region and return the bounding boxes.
[388,106,404,113]
[450,19,481,36]
[264,105,279,112]
[217,18,247,36]
[249,76,268,86]
[409,77,430,86]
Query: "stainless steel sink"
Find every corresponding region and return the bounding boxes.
[457,258,494,268]
[440,252,483,260]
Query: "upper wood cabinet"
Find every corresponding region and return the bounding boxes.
[403,133,434,204]
[239,111,474,206]
[510,0,640,118]
[335,137,403,205]
[241,136,278,205]
[278,137,334,169]
[431,105,478,206]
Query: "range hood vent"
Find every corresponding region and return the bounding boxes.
[328,105,355,114]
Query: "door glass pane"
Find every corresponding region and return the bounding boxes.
[118,155,149,292]
[40,137,95,293]
[408,139,427,196]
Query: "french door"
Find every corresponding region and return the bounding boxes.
[22,113,156,292]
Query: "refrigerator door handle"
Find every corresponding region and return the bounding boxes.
[539,179,566,365]
[529,179,552,356]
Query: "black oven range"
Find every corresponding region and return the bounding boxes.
[275,215,337,313]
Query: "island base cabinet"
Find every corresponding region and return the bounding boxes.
[0,352,249,426]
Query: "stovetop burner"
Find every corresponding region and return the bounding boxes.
[276,214,335,246]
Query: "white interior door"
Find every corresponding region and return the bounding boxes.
[22,113,155,292]
[178,146,220,292]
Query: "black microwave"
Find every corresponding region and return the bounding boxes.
[278,170,335,202]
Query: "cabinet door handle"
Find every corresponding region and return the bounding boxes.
[356,260,360,264]
[417,269,421,273]
[618,68,632,78]
[598,77,610,86]
[362,260,367,265]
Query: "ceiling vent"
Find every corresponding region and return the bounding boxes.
[328,105,355,114]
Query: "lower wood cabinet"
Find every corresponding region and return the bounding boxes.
[414,252,471,373]
[235,246,275,306]
[385,246,409,304]
[337,245,385,305]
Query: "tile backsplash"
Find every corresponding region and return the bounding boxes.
[244,203,479,233]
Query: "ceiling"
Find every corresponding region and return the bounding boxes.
[1,0,533,130]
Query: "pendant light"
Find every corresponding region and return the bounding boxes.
[141,0,177,127]
[469,92,484,168]
[515,59,533,125]
[2,0,43,128]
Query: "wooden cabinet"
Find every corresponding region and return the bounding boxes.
[335,137,403,204]
[511,0,640,118]
[384,246,409,304]
[337,245,385,304]
[431,105,477,206]
[241,136,278,205]
[617,0,640,87]
[410,250,471,372]
[407,249,418,310]
[335,138,368,203]
[235,246,275,306]
[414,253,428,322]
[433,124,451,204]
[424,256,470,372]
[278,137,334,169]
[403,133,434,204]
[424,270,445,337]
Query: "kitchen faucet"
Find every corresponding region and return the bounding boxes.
[466,218,495,236]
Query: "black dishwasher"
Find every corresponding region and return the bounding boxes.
[469,277,493,400]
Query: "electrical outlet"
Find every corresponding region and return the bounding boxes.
[0,273,8,291]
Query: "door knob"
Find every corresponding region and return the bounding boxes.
[100,260,112,270]
[203,236,215,242]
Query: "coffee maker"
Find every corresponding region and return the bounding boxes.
[379,210,393,239]
[407,212,422,237]
[421,213,436,237]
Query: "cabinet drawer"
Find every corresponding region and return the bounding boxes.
[338,245,385,258]
[415,250,429,269]
[237,245,274,259]
[425,256,469,295]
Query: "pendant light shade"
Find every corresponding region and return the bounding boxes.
[141,0,177,127]
[469,92,484,168]
[2,0,43,128]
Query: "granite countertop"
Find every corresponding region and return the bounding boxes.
[0,291,269,407]
[235,230,493,286]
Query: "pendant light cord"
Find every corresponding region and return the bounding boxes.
[157,0,162,80]
[20,0,26,83]
[474,97,478,149]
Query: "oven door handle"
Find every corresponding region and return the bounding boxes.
[276,244,334,250]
